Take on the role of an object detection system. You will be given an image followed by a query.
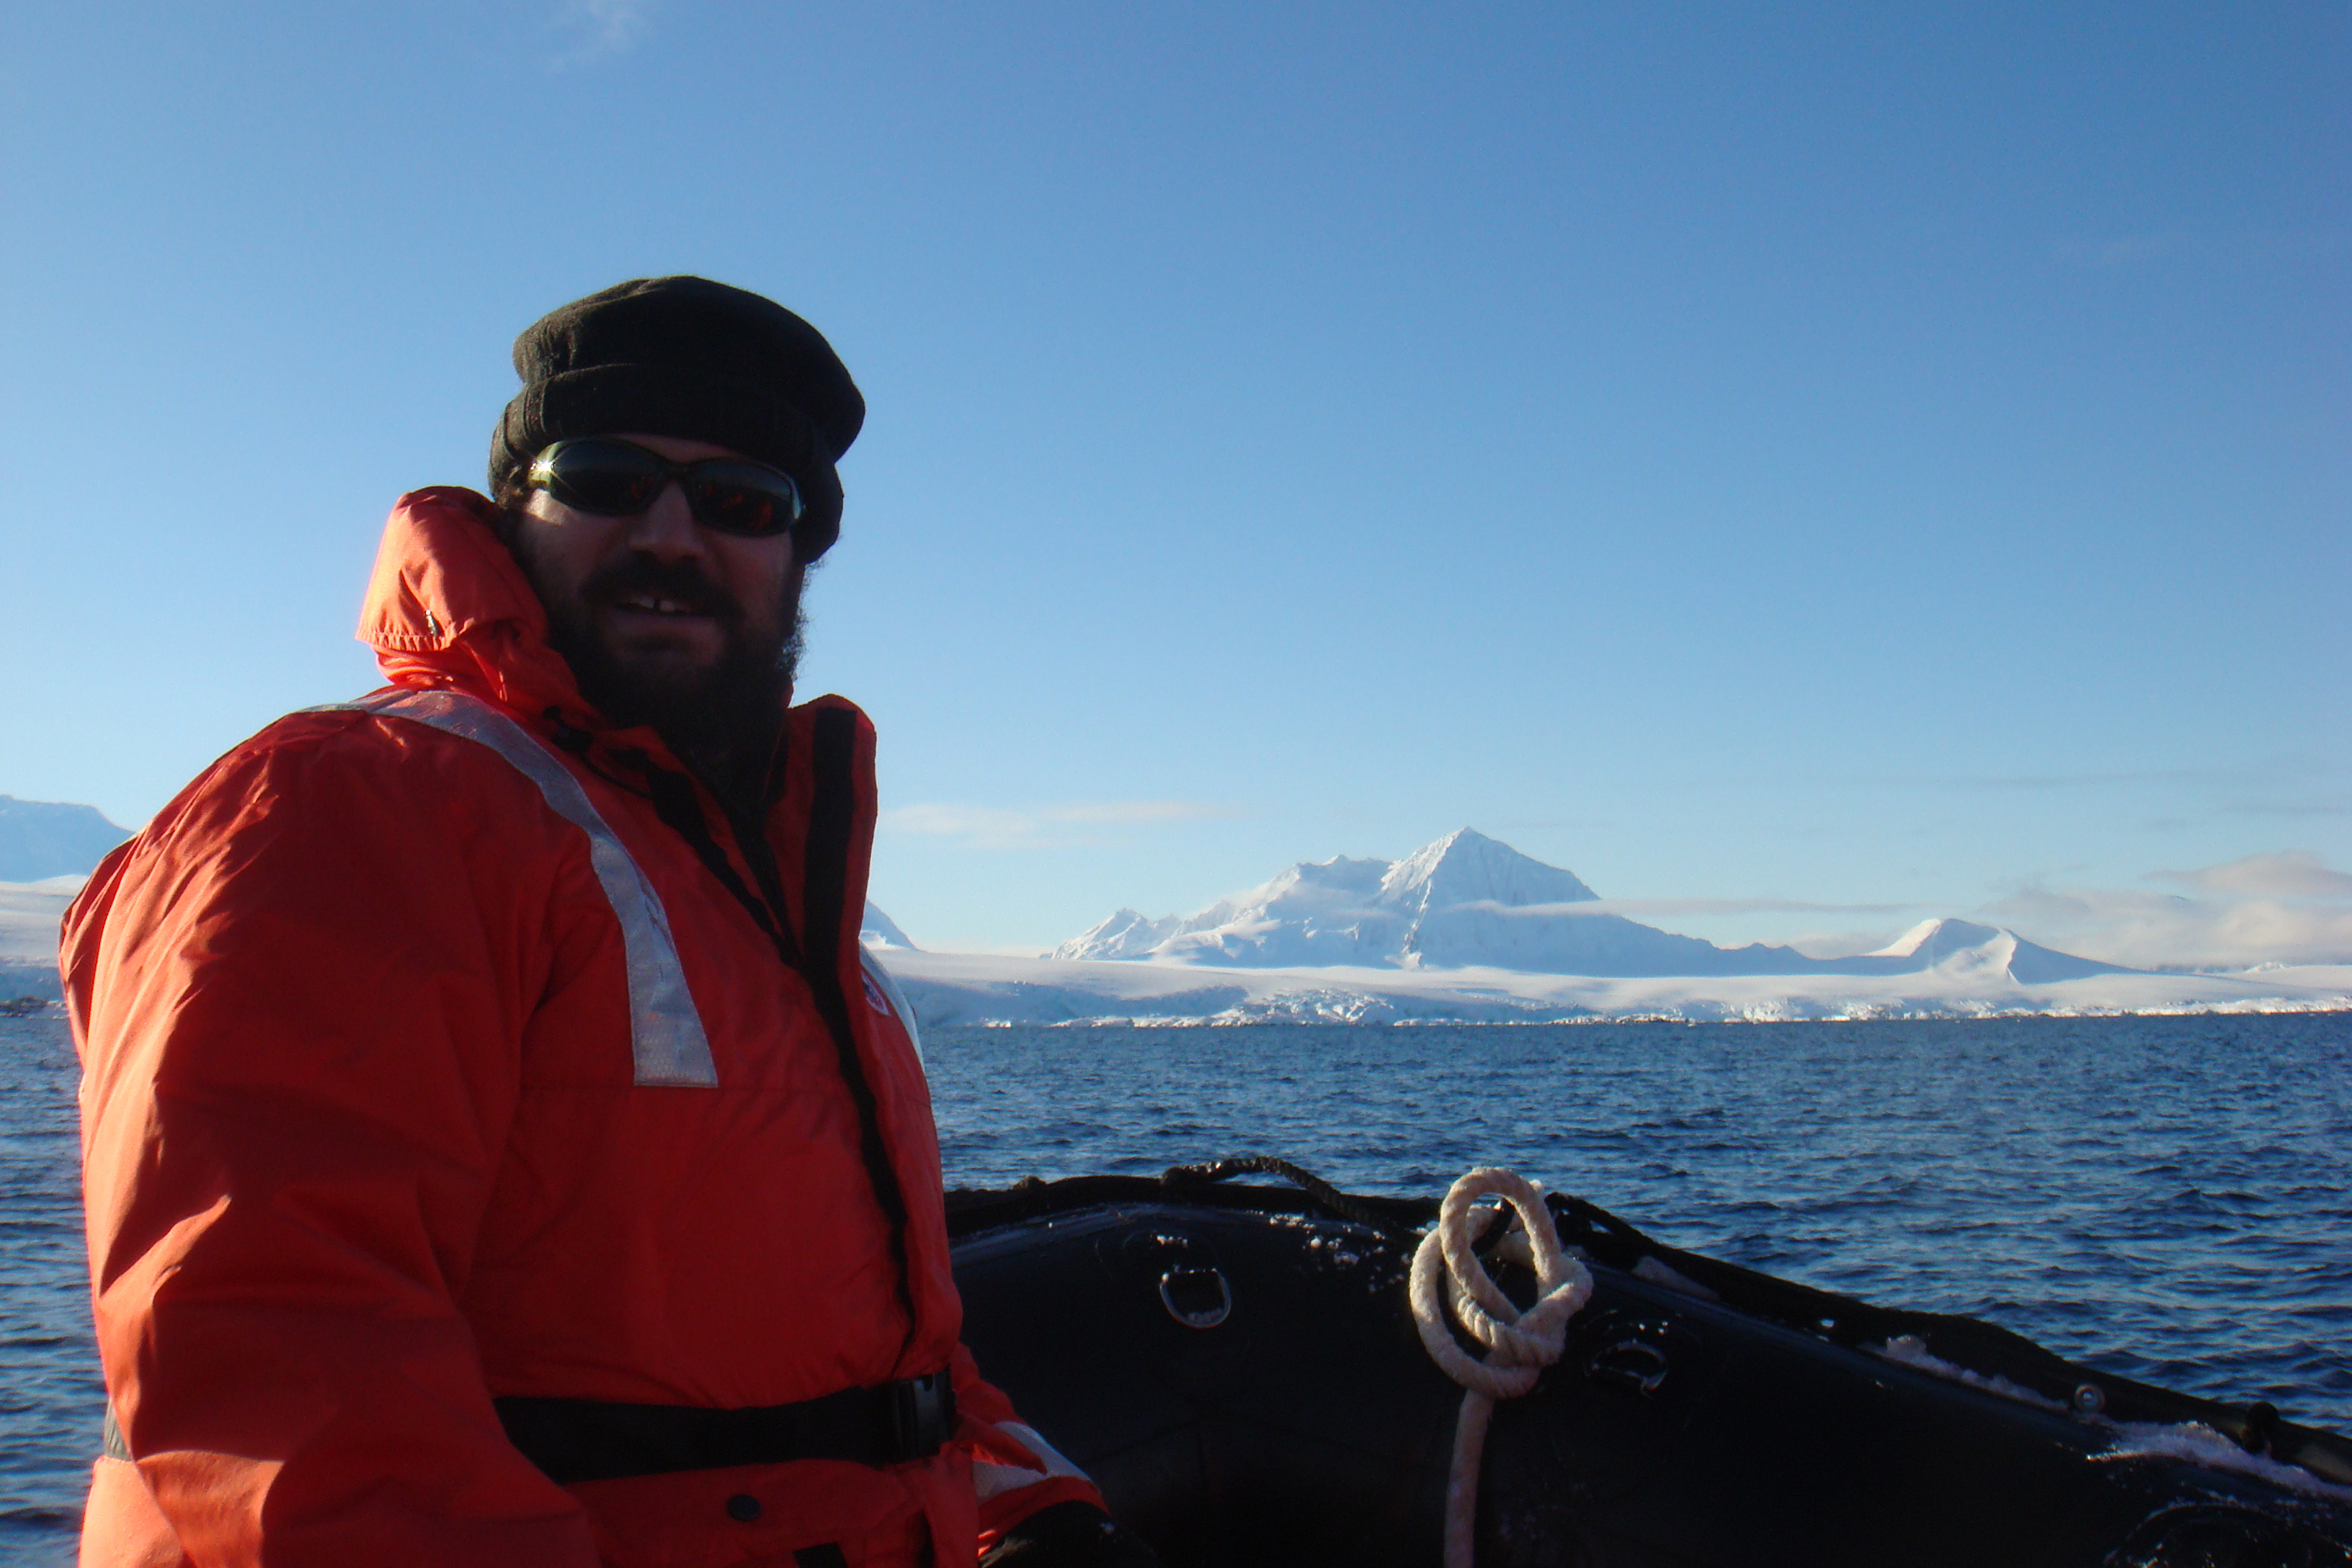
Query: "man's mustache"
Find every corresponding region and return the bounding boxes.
[582,556,744,627]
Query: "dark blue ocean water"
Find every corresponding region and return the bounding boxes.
[6,1010,2350,1563]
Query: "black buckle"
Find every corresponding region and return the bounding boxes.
[889,1371,956,1461]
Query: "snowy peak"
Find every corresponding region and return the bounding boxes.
[1050,908,1178,961]
[1264,855,1394,907]
[1149,851,1405,967]
[1863,917,2127,984]
[1871,918,2005,962]
[860,901,920,950]
[1378,828,1599,915]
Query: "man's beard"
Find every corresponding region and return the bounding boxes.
[539,553,804,762]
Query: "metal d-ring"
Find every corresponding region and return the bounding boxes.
[1159,1265,1234,1329]
[1590,1332,1672,1397]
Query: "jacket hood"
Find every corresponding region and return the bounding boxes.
[358,488,586,719]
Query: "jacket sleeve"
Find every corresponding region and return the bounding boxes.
[66,719,600,1566]
[950,1344,1108,1552]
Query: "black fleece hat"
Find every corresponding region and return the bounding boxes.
[490,276,865,559]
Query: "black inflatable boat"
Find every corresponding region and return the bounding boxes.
[948,1162,2352,1568]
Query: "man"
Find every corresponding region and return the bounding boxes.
[66,277,1153,1567]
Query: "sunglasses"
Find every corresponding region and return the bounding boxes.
[525,438,805,538]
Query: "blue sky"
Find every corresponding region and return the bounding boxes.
[2,2,2345,961]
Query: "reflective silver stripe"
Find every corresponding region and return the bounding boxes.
[860,947,924,1066]
[329,690,718,1087]
[971,1420,1092,1500]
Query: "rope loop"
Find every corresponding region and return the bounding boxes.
[1409,1167,1592,1568]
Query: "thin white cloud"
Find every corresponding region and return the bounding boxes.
[1887,765,2250,792]
[2152,850,2352,900]
[1573,896,1919,919]
[552,0,651,68]
[1433,897,1917,924]
[881,800,1226,850]
[1981,850,2352,969]
[1443,899,1926,961]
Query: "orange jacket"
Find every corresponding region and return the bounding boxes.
[67,489,1097,1567]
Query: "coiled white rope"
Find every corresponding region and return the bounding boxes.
[1409,1168,1593,1568]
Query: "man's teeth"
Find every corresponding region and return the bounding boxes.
[621,594,698,615]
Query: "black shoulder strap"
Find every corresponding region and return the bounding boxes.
[633,710,914,1335]
[801,708,915,1328]
[641,763,803,968]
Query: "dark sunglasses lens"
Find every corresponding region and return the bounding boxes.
[535,442,667,514]
[682,465,801,537]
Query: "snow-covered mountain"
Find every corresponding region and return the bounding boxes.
[860,901,919,950]
[1052,829,2122,983]
[0,796,130,882]
[1846,918,2129,984]
[1054,827,1797,975]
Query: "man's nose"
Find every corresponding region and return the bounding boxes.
[623,481,705,559]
